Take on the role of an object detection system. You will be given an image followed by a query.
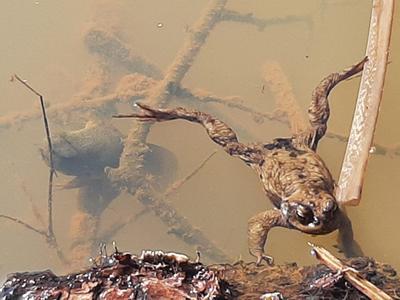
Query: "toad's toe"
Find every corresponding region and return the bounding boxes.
[256,253,274,266]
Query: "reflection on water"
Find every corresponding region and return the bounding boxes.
[0,0,399,280]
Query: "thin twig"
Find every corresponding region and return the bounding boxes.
[12,75,55,174]
[309,243,393,300]
[46,171,55,239]
[13,75,55,238]
[12,169,46,227]
[0,215,47,237]
[164,150,217,198]
[12,74,65,263]
[20,180,46,227]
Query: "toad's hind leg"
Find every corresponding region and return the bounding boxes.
[248,209,289,265]
[301,57,368,150]
[119,103,263,164]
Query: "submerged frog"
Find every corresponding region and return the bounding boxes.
[117,57,367,264]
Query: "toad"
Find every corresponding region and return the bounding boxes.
[116,57,367,265]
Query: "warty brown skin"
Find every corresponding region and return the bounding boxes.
[117,57,368,265]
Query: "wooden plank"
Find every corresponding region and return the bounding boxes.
[336,0,395,205]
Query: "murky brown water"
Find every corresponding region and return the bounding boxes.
[0,0,399,281]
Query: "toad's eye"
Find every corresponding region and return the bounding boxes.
[323,200,337,213]
[296,204,313,225]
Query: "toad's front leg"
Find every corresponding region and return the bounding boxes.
[248,209,290,265]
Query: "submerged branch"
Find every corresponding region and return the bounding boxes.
[3,79,399,158]
[99,151,221,258]
[84,27,163,80]
[107,0,230,261]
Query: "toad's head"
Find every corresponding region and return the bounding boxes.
[280,193,338,234]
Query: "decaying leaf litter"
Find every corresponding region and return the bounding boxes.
[2,244,399,299]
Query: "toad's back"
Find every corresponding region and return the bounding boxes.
[253,138,335,209]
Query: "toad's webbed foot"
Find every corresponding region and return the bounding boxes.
[115,103,182,122]
[248,209,289,265]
